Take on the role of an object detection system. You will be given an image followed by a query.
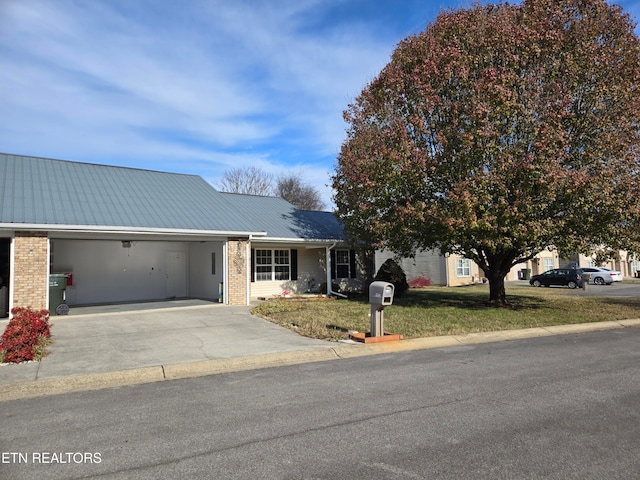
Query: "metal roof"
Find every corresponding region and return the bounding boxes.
[0,153,345,241]
[218,192,346,242]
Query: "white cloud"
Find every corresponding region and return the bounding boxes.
[0,0,431,210]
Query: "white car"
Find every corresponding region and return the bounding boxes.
[580,267,622,285]
[601,268,623,282]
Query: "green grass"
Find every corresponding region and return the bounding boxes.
[251,285,640,341]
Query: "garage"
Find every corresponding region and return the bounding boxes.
[51,239,225,306]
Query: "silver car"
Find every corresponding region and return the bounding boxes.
[580,267,622,285]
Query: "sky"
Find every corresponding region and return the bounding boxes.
[1,0,640,209]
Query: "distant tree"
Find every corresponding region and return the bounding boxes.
[332,0,640,305]
[217,166,273,196]
[275,175,325,210]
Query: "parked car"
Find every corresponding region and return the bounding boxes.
[580,267,622,285]
[601,268,623,282]
[529,268,583,289]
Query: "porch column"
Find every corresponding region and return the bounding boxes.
[12,232,49,311]
[227,238,249,305]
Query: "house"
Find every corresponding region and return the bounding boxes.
[375,249,484,286]
[0,153,366,316]
[377,246,637,287]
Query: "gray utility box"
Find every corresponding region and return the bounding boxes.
[369,281,395,336]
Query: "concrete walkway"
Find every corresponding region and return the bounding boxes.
[1,299,639,402]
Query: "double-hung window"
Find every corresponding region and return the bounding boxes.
[331,249,357,279]
[456,258,471,277]
[253,249,293,282]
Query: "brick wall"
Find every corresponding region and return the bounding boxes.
[13,232,49,310]
[227,239,248,305]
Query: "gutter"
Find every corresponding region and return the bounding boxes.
[0,223,267,238]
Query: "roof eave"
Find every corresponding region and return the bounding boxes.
[0,223,267,238]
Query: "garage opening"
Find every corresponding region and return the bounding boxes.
[50,239,224,307]
[0,238,9,317]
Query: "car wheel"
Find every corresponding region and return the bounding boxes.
[594,276,605,285]
[532,280,541,287]
[568,281,578,289]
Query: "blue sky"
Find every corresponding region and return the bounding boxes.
[1,0,639,208]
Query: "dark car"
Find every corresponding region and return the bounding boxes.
[529,268,583,289]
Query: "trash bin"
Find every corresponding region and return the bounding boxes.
[49,274,69,315]
[521,269,531,280]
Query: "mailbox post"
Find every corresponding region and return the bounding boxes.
[369,281,395,337]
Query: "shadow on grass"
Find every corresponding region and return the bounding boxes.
[596,297,640,309]
[326,324,351,333]
[339,288,547,311]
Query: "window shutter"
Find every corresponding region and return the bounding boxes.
[291,249,298,281]
[330,250,336,280]
[250,249,255,282]
[350,249,357,278]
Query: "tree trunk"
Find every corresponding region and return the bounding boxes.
[486,271,507,305]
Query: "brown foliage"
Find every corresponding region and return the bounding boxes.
[333,0,640,303]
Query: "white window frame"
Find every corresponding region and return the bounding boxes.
[254,249,291,282]
[543,258,555,272]
[335,250,351,279]
[456,258,471,277]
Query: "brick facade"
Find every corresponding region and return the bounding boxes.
[13,232,49,310]
[227,239,248,305]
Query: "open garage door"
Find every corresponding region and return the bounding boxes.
[51,239,223,306]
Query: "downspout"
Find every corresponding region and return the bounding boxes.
[246,236,252,306]
[326,243,348,298]
[222,241,229,305]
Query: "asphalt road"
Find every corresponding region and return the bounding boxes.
[2,328,640,479]
[573,282,640,297]
[514,281,640,298]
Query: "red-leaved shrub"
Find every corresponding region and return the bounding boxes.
[408,276,432,288]
[0,307,52,363]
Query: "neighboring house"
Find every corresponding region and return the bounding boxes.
[375,249,483,286]
[0,153,365,316]
[377,247,636,286]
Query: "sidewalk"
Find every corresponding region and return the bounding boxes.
[1,300,639,402]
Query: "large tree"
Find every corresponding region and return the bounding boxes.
[332,0,640,304]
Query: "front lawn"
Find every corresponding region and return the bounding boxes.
[251,285,640,341]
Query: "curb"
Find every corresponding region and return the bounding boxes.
[2,319,639,402]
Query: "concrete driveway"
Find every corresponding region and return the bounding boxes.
[0,299,333,385]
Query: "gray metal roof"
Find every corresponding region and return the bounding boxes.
[0,153,345,241]
[218,192,346,241]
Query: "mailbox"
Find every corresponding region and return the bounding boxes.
[369,281,394,306]
[369,281,394,337]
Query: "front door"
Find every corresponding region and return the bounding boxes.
[165,251,187,298]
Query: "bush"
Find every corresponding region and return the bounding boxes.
[408,276,432,288]
[374,259,409,297]
[0,307,52,363]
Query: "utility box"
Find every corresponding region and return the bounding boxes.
[369,281,395,307]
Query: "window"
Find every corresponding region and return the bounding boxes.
[331,249,357,279]
[456,258,471,277]
[252,249,296,282]
[255,249,273,281]
[336,250,350,278]
[543,258,554,272]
